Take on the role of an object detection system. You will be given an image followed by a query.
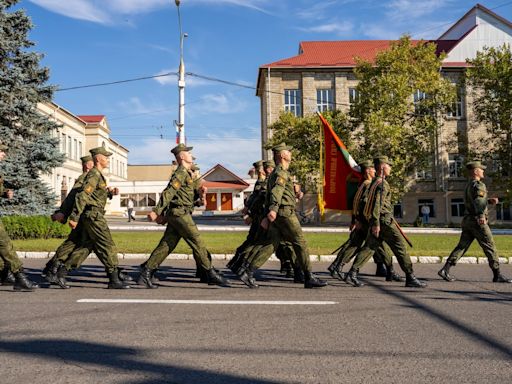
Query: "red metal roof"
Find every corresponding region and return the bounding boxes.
[261,39,460,69]
[78,115,105,123]
[203,181,248,190]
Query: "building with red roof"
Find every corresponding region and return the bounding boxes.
[256,4,512,224]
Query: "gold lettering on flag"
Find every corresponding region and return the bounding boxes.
[329,140,337,194]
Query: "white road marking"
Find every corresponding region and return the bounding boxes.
[77,299,338,305]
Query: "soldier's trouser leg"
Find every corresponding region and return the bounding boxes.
[376,245,393,267]
[447,216,499,270]
[64,244,94,270]
[275,213,311,273]
[380,223,413,274]
[340,227,367,264]
[144,223,182,270]
[0,221,23,273]
[168,214,211,270]
[249,225,280,270]
[83,214,119,274]
[49,221,86,266]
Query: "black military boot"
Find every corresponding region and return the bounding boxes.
[304,271,328,289]
[55,264,71,289]
[281,260,294,278]
[137,266,158,289]
[109,269,131,289]
[328,257,346,280]
[151,269,161,283]
[492,268,512,283]
[346,268,364,287]
[438,262,455,282]
[118,268,133,282]
[207,268,230,287]
[375,262,387,277]
[293,265,305,284]
[405,273,427,288]
[1,266,16,285]
[385,265,403,282]
[13,270,39,291]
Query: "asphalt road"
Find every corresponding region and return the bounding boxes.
[1,260,511,384]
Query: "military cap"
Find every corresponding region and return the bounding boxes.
[272,142,293,153]
[171,143,193,156]
[466,161,486,170]
[263,159,275,168]
[373,155,393,166]
[90,146,112,157]
[0,141,7,151]
[253,160,264,168]
[80,155,93,163]
[358,159,374,170]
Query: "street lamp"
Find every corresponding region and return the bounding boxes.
[175,0,187,144]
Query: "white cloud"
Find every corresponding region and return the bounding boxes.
[127,135,260,176]
[189,93,248,115]
[29,0,111,24]
[117,97,170,116]
[299,20,354,36]
[385,0,453,22]
[106,0,168,14]
[296,1,339,20]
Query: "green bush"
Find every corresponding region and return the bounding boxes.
[1,215,70,240]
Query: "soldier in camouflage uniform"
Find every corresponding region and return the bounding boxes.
[137,144,229,288]
[328,160,402,283]
[438,161,511,283]
[0,142,38,291]
[237,143,327,289]
[346,156,426,288]
[67,146,130,289]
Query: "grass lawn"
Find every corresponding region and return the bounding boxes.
[12,231,512,257]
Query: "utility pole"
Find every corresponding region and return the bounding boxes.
[175,0,187,144]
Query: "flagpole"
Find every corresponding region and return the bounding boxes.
[317,112,325,222]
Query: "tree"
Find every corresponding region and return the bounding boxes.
[0,0,63,215]
[465,44,512,200]
[351,35,456,199]
[266,109,351,191]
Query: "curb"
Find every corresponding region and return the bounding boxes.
[16,252,510,264]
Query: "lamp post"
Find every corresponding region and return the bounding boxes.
[175,0,187,144]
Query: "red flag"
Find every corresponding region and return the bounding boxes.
[317,112,361,212]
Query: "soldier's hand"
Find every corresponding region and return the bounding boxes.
[267,210,277,222]
[147,211,158,222]
[155,215,167,225]
[295,191,304,200]
[371,225,380,238]
[488,197,499,205]
[243,215,252,225]
[260,218,269,230]
[5,189,13,199]
[108,187,119,196]
[69,220,78,229]
[478,217,487,225]
[200,185,208,194]
[51,212,66,223]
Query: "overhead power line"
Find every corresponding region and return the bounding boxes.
[56,72,177,91]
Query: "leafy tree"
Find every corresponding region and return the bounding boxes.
[350,35,456,199]
[0,0,63,215]
[465,44,512,200]
[266,109,351,191]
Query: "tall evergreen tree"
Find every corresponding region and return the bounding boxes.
[0,0,63,215]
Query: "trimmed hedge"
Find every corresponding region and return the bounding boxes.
[1,215,70,240]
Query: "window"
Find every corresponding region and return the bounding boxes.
[78,141,83,158]
[393,202,403,218]
[447,88,463,118]
[349,87,359,104]
[284,89,302,117]
[413,90,431,115]
[448,154,464,178]
[416,158,433,179]
[120,194,157,208]
[61,134,66,153]
[74,139,78,160]
[418,199,435,218]
[496,201,511,221]
[316,89,333,112]
[67,136,72,158]
[450,198,465,217]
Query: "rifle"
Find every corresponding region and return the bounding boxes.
[392,218,413,247]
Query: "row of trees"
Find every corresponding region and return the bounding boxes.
[267,37,512,202]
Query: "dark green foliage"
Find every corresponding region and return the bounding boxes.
[1,215,70,239]
[0,0,64,215]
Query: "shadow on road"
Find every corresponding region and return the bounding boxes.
[0,339,281,384]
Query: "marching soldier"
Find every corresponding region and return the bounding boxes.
[438,161,511,283]
[328,160,401,282]
[237,143,327,289]
[346,156,426,288]
[67,146,131,289]
[0,142,38,291]
[138,143,229,288]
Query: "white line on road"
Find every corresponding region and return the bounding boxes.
[77,299,338,305]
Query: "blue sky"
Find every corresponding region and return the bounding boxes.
[20,0,512,176]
